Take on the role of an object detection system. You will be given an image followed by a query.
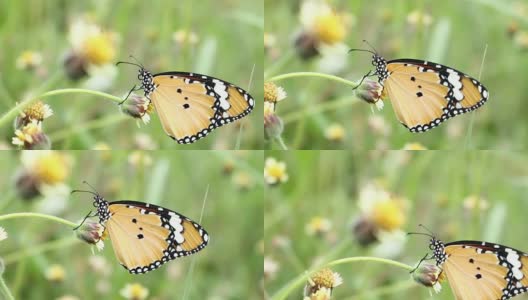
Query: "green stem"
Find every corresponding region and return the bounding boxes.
[0,88,123,129]
[3,237,78,265]
[275,136,288,150]
[268,72,360,89]
[282,96,360,124]
[271,256,413,300]
[0,275,14,300]
[0,213,77,228]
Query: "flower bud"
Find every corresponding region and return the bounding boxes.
[120,94,153,124]
[14,170,41,200]
[76,220,106,250]
[356,79,383,108]
[412,262,444,293]
[351,216,378,247]
[294,30,320,60]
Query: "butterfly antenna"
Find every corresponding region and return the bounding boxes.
[362,39,379,53]
[348,48,376,55]
[115,61,143,69]
[418,224,436,236]
[129,55,144,68]
[82,181,99,194]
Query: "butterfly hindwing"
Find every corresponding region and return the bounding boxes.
[150,72,254,144]
[368,53,489,132]
[106,200,209,274]
[433,239,528,300]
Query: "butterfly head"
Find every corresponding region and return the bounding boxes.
[429,236,448,265]
[92,194,111,223]
[371,54,388,81]
[116,59,155,95]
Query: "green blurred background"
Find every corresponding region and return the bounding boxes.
[0,150,263,299]
[264,0,528,149]
[264,150,528,299]
[0,0,263,149]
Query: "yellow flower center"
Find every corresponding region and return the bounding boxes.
[23,101,48,121]
[84,34,115,65]
[267,164,285,179]
[325,124,345,141]
[311,268,336,288]
[34,153,69,184]
[371,200,405,231]
[314,13,346,44]
[264,82,279,103]
[46,264,66,282]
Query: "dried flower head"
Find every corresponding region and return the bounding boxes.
[12,120,50,150]
[76,219,106,251]
[15,101,53,128]
[304,268,343,299]
[412,262,444,294]
[121,94,153,125]
[264,82,287,104]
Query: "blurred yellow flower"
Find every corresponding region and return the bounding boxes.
[324,123,345,142]
[128,151,153,168]
[88,256,111,277]
[403,142,427,150]
[300,0,347,45]
[45,264,66,282]
[358,183,407,232]
[232,171,253,190]
[85,34,116,65]
[314,13,346,44]
[264,82,287,104]
[32,152,70,185]
[406,10,433,27]
[264,101,276,118]
[69,19,116,66]
[306,216,332,236]
[264,32,277,49]
[371,199,406,231]
[173,29,199,45]
[0,227,7,241]
[514,31,528,50]
[16,50,43,70]
[264,157,289,185]
[463,195,489,212]
[304,268,342,299]
[120,283,149,300]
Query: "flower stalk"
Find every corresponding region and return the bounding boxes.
[0,88,124,129]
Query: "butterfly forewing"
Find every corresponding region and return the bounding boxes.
[380,59,488,132]
[106,201,208,274]
[441,241,528,300]
[150,72,254,144]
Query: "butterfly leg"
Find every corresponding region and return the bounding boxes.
[352,70,373,91]
[73,210,95,230]
[409,253,431,273]
[118,85,142,105]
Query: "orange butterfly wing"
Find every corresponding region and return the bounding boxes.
[384,59,488,132]
[151,73,254,144]
[442,242,528,300]
[106,201,209,274]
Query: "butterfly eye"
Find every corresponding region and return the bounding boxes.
[138,73,144,80]
[429,244,434,250]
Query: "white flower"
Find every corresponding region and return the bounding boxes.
[371,229,406,258]
[35,183,71,215]
[83,64,118,92]
[317,42,349,74]
[0,227,7,241]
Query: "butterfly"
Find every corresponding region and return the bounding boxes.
[414,228,528,300]
[117,60,255,144]
[351,43,489,132]
[74,188,209,274]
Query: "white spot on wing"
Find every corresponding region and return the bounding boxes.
[446,69,463,101]
[506,248,524,280]
[169,215,185,244]
[213,79,230,110]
